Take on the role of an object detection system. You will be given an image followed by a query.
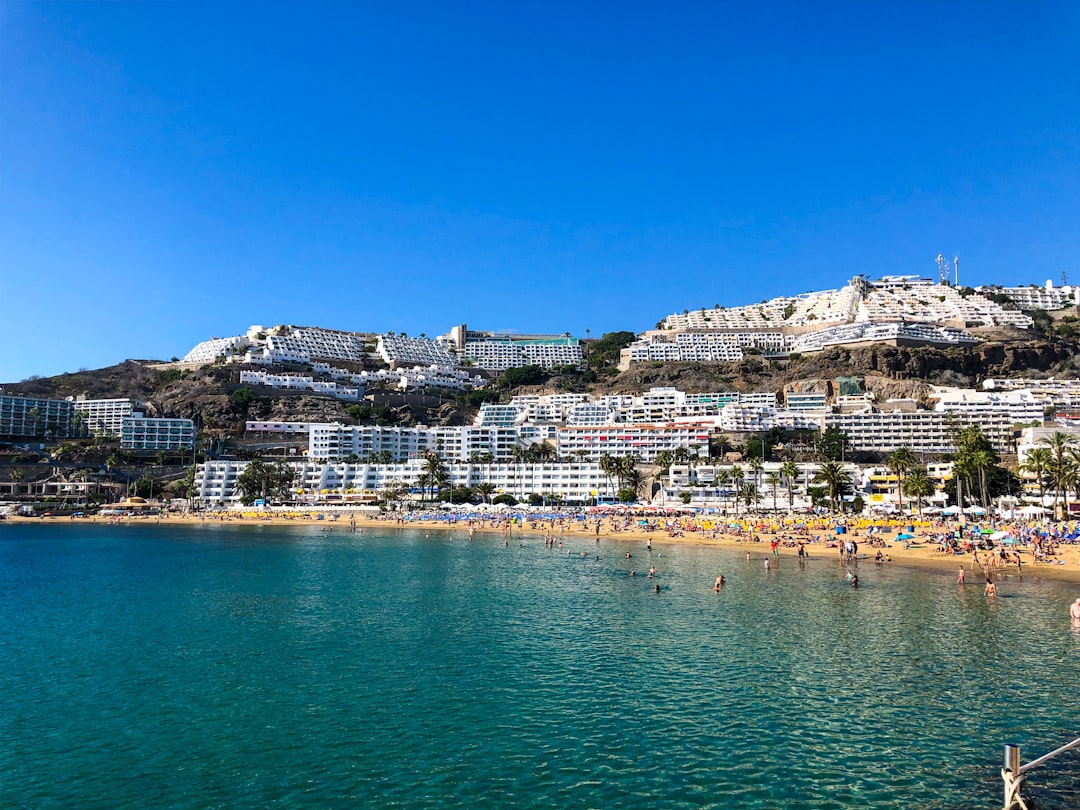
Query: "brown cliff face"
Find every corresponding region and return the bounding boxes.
[596,340,1080,400]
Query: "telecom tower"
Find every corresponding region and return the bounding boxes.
[954,255,959,287]
[937,253,950,285]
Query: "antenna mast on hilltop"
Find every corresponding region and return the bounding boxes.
[937,253,950,286]
[954,255,959,287]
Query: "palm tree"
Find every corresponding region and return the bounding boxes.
[1021,447,1052,506]
[739,482,761,512]
[902,467,935,516]
[729,465,745,516]
[616,455,638,491]
[422,451,447,502]
[622,468,646,503]
[765,472,781,511]
[716,468,731,509]
[781,460,799,511]
[813,461,851,513]
[474,482,496,504]
[971,449,995,509]
[886,447,916,514]
[1039,432,1077,518]
[598,453,618,501]
[748,456,764,491]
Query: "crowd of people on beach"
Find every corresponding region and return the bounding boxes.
[14,503,1080,617]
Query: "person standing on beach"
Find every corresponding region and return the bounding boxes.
[957,566,965,585]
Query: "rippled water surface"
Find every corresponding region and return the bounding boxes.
[3,523,1080,808]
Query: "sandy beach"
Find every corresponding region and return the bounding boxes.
[8,509,1080,585]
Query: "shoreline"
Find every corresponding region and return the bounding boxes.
[7,512,1080,585]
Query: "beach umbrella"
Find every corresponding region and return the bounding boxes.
[942,506,962,515]
[1020,505,1047,516]
[964,506,986,515]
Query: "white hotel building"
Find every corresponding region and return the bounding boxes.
[73,397,143,437]
[823,410,1015,455]
[120,415,196,451]
[556,423,714,462]
[195,460,611,507]
[308,424,523,462]
[239,370,360,401]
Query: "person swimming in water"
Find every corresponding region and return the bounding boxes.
[714,575,725,590]
[1070,598,1080,621]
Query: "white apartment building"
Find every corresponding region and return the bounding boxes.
[310,362,486,392]
[183,334,251,364]
[239,370,361,401]
[565,403,619,426]
[308,424,523,462]
[932,388,1044,425]
[73,397,143,437]
[824,411,1014,454]
[784,392,828,411]
[185,325,376,367]
[980,281,1077,311]
[462,337,583,372]
[377,334,459,369]
[0,395,85,439]
[195,460,611,506]
[120,415,196,451]
[246,421,314,434]
[475,404,527,427]
[556,423,714,462]
[790,322,978,353]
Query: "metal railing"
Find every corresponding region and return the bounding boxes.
[1002,736,1080,809]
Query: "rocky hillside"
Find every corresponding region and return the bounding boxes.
[4,335,1078,432]
[589,338,1080,401]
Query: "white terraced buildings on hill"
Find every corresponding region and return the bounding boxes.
[238,371,361,401]
[976,280,1078,311]
[440,325,584,372]
[621,274,1037,368]
[184,325,377,366]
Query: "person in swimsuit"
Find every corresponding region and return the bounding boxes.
[984,578,997,598]
[957,566,965,585]
[1070,598,1080,621]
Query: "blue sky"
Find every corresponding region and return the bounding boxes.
[2,2,1078,381]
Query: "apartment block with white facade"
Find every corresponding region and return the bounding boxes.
[73,397,143,437]
[376,334,458,368]
[239,370,361,401]
[195,459,611,507]
[308,424,523,462]
[824,410,1014,454]
[556,423,714,462]
[0,395,86,439]
[978,281,1077,311]
[120,415,196,451]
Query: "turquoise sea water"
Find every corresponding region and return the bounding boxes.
[2,524,1080,809]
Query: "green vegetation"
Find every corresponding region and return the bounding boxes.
[496,365,546,388]
[586,331,635,370]
[229,386,258,410]
[152,368,187,389]
[816,426,849,462]
[235,459,296,505]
